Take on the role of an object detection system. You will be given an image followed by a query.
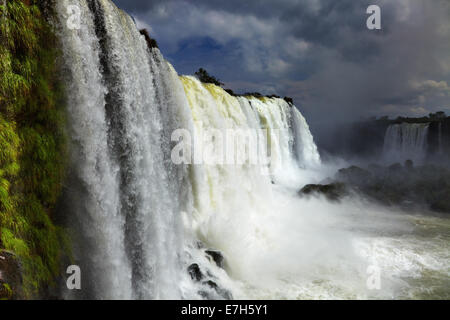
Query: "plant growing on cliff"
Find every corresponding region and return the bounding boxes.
[0,0,68,299]
[194,68,224,87]
[139,29,158,49]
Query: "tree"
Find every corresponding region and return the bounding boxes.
[139,29,158,49]
[194,68,224,87]
[428,112,446,120]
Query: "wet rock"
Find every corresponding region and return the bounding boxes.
[0,250,22,300]
[430,192,450,213]
[299,183,348,201]
[330,163,450,214]
[188,263,203,282]
[205,250,225,269]
[201,280,233,300]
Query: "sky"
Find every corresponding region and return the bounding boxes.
[111,0,450,131]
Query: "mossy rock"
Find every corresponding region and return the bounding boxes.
[0,250,22,299]
[0,0,69,298]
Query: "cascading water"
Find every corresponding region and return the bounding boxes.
[438,122,443,155]
[54,0,449,300]
[383,123,430,164]
[56,0,322,299]
[56,0,195,299]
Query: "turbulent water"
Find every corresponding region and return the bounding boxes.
[55,0,449,300]
[383,123,430,165]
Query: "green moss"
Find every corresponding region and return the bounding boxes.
[0,0,68,298]
[1,283,13,300]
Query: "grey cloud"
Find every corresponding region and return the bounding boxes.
[111,0,450,131]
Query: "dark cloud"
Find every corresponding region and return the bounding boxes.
[112,0,450,131]
[113,0,164,12]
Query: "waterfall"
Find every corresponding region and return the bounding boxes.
[438,122,443,155]
[47,0,450,301]
[56,0,194,299]
[383,123,430,165]
[55,0,320,299]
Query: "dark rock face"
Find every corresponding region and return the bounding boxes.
[187,263,203,282]
[201,280,233,300]
[0,250,22,300]
[330,162,450,214]
[187,247,233,300]
[187,262,233,300]
[299,183,349,201]
[205,250,225,269]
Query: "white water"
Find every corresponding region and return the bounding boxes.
[383,123,430,165]
[55,0,449,300]
[57,0,194,299]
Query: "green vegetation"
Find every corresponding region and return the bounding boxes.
[0,0,68,298]
[375,111,448,124]
[139,29,159,49]
[1,283,13,300]
[194,68,295,104]
[195,68,224,87]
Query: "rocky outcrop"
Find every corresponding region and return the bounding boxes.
[187,263,203,282]
[186,247,232,300]
[0,250,22,300]
[299,183,349,201]
[318,162,450,214]
[205,250,225,269]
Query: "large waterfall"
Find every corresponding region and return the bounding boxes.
[55,0,320,299]
[383,123,430,164]
[52,0,450,301]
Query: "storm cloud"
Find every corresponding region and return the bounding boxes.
[112,0,450,133]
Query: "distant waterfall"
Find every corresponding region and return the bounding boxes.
[438,122,443,155]
[383,123,430,164]
[55,0,320,300]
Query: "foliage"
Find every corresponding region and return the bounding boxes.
[139,29,158,49]
[194,68,224,87]
[375,111,449,124]
[0,0,68,298]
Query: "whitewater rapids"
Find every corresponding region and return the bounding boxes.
[55,0,449,300]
